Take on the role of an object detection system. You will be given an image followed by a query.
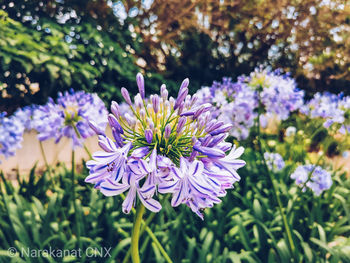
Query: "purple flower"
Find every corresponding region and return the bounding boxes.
[291,165,332,196]
[100,164,162,213]
[197,68,305,139]
[33,90,108,148]
[264,152,285,172]
[85,142,132,185]
[0,112,24,162]
[302,92,350,134]
[13,105,38,131]
[85,73,246,219]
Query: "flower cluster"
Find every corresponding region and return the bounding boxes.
[13,105,38,131]
[301,92,350,134]
[251,68,304,122]
[85,73,246,219]
[290,165,332,196]
[197,77,257,139]
[264,152,285,172]
[0,112,24,162]
[34,89,108,147]
[197,68,304,139]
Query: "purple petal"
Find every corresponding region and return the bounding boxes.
[158,180,178,194]
[122,186,137,213]
[193,145,225,158]
[131,147,150,158]
[138,191,162,212]
[100,179,130,196]
[171,181,186,207]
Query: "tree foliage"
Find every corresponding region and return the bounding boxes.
[0,0,349,112]
[0,1,176,113]
[123,0,350,95]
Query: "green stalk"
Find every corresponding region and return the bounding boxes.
[39,141,57,188]
[119,194,173,263]
[256,88,297,261]
[131,203,145,263]
[71,150,81,248]
[72,124,92,159]
[144,227,173,263]
[123,212,157,263]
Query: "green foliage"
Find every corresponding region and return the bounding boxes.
[0,8,176,113]
[0,144,349,262]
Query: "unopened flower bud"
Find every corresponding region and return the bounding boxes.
[111,101,120,118]
[134,93,143,109]
[140,108,146,119]
[160,84,168,101]
[174,87,188,110]
[177,103,184,115]
[180,78,189,90]
[108,114,123,134]
[124,113,136,127]
[89,120,105,135]
[164,124,171,139]
[210,124,232,136]
[136,73,145,99]
[152,94,160,113]
[206,121,224,133]
[145,129,153,143]
[177,117,186,134]
[121,87,132,105]
[169,97,175,109]
[193,144,225,158]
[190,94,198,106]
[112,127,124,147]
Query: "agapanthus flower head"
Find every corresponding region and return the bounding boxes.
[197,77,257,139]
[34,89,108,147]
[290,165,332,196]
[13,105,38,131]
[197,68,304,140]
[86,73,246,219]
[264,152,285,172]
[249,67,304,121]
[0,112,24,162]
[302,92,350,135]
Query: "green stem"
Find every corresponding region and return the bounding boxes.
[144,227,173,263]
[39,141,56,188]
[123,213,156,263]
[131,203,145,263]
[72,124,93,159]
[256,88,297,261]
[83,144,92,159]
[119,193,173,263]
[71,150,81,248]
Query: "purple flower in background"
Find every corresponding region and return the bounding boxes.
[302,92,350,134]
[197,77,257,139]
[264,152,285,172]
[85,73,246,219]
[0,112,24,162]
[34,90,108,147]
[291,165,332,196]
[196,68,304,140]
[13,105,38,131]
[251,68,304,121]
